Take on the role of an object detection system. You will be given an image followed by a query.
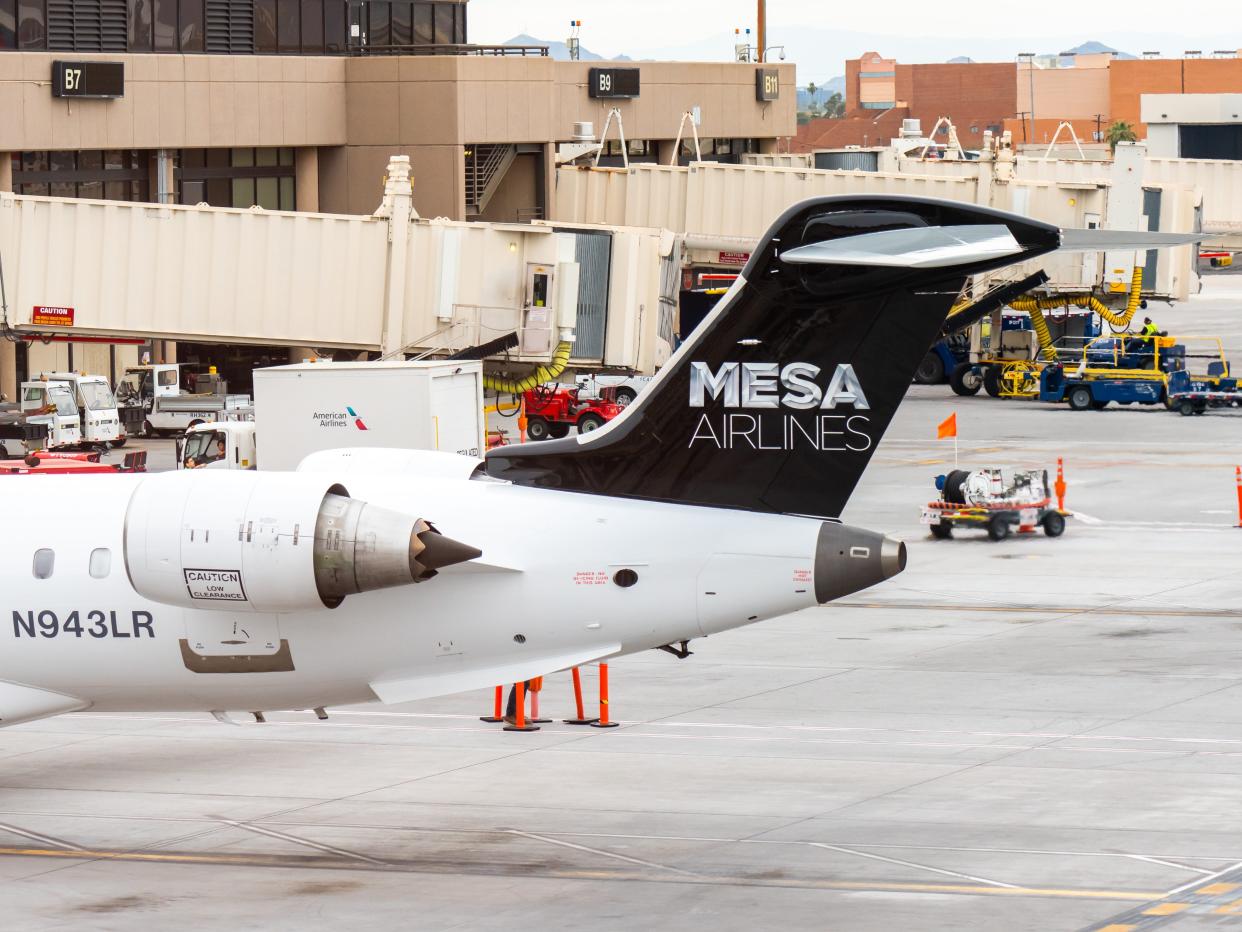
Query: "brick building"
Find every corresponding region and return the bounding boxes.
[800,50,1242,152]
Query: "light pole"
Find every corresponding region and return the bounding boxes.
[758,0,767,62]
[1018,52,1036,145]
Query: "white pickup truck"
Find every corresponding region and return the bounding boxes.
[574,373,653,406]
[116,363,252,437]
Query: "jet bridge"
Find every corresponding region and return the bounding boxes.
[555,151,1201,304]
[0,157,674,396]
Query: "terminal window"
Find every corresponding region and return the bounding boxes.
[0,1,467,53]
[11,150,149,201]
[177,147,296,210]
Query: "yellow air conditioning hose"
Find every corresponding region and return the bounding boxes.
[482,341,573,394]
[1007,268,1144,359]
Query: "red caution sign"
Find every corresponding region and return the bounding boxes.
[32,306,74,327]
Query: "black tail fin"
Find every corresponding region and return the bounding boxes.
[486,196,1059,518]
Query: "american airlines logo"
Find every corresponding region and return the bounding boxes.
[689,362,871,410]
[688,362,872,452]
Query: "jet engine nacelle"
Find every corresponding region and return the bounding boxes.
[123,472,480,613]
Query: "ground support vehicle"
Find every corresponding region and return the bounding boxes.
[43,371,131,448]
[575,373,653,406]
[0,381,82,449]
[1166,368,1242,415]
[0,449,147,475]
[1040,334,1232,411]
[915,333,969,385]
[1039,335,1179,411]
[0,415,48,453]
[523,384,623,441]
[116,364,251,437]
[921,468,1068,541]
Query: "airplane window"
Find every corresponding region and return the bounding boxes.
[89,548,111,579]
[32,548,54,579]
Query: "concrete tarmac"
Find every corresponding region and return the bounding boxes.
[1,279,1240,930]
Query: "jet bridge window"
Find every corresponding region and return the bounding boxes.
[89,548,111,579]
[32,549,54,580]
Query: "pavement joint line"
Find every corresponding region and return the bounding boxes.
[799,841,1020,888]
[0,821,85,852]
[218,819,389,866]
[51,713,1242,755]
[838,601,1242,618]
[29,812,1220,878]
[505,829,700,878]
[0,844,1169,901]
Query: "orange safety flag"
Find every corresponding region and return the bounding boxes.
[936,412,957,439]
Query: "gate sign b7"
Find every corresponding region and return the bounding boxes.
[51,61,125,99]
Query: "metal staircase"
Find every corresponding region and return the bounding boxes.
[465,144,517,216]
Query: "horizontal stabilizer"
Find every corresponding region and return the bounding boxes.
[369,643,622,704]
[1059,229,1203,251]
[781,224,1023,269]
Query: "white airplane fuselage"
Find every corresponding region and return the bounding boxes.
[1,470,822,715]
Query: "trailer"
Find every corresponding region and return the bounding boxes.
[1166,368,1242,415]
[178,359,485,471]
[0,449,148,475]
[0,414,49,452]
[921,467,1068,541]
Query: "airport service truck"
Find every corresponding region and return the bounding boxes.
[178,360,485,471]
[116,364,252,436]
[42,371,132,447]
[0,379,82,451]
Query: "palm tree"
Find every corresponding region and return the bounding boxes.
[806,81,818,103]
[1106,120,1137,153]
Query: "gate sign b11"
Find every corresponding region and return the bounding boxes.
[588,67,640,99]
[51,61,125,99]
[756,68,780,101]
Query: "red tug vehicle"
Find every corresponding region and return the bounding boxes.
[521,383,624,441]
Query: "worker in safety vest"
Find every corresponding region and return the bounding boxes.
[1140,317,1167,338]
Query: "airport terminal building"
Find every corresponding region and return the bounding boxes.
[0,0,795,395]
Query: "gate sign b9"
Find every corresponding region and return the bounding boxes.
[756,68,780,102]
[588,67,640,99]
[52,61,125,99]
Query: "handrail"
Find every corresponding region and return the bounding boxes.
[348,43,550,57]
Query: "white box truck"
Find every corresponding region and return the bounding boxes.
[180,360,485,471]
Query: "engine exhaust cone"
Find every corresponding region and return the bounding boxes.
[415,527,483,574]
[814,522,906,604]
[314,494,481,605]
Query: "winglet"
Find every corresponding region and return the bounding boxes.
[781,224,1025,269]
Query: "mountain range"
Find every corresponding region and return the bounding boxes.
[503,33,630,62]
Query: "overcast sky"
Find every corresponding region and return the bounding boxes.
[468,1,1240,83]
